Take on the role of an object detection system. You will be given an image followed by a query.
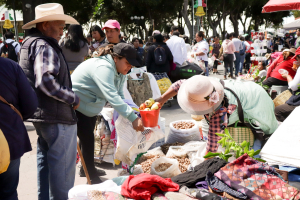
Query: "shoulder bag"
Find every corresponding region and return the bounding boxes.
[225,87,269,147]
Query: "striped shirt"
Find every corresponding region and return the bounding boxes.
[29,39,79,106]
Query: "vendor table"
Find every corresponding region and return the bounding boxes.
[260,107,300,168]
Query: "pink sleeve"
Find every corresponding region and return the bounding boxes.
[231,42,236,53]
[171,79,187,92]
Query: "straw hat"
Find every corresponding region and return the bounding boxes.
[177,75,224,115]
[22,3,79,29]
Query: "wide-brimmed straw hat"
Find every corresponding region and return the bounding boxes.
[22,3,79,29]
[178,75,224,115]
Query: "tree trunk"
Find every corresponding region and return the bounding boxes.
[181,0,192,38]
[229,12,239,36]
[22,0,46,36]
[254,18,260,31]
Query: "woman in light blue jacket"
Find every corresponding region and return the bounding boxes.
[71,43,144,184]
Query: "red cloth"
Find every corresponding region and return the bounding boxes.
[246,40,253,53]
[296,46,300,56]
[121,173,179,200]
[266,55,296,81]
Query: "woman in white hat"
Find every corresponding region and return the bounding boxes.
[156,76,278,156]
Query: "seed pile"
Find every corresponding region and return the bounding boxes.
[155,163,172,172]
[169,155,190,173]
[140,155,160,174]
[173,121,195,130]
[161,142,184,155]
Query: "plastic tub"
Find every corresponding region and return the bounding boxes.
[140,109,160,127]
[251,50,256,54]
[279,69,288,75]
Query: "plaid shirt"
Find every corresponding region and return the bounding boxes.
[204,105,236,152]
[171,80,236,152]
[29,39,79,106]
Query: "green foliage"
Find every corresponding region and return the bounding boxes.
[204,128,266,162]
[292,11,300,19]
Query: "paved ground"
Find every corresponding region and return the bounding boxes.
[18,69,225,200]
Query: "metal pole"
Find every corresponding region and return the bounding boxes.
[192,0,194,45]
[13,0,18,42]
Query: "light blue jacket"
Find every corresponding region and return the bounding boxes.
[71,55,138,122]
[224,80,278,135]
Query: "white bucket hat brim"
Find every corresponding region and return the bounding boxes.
[177,76,225,115]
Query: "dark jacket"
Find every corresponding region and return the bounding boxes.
[145,42,173,73]
[0,57,38,160]
[100,40,143,67]
[19,28,77,125]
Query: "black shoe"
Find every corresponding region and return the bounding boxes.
[79,166,106,177]
[90,176,103,184]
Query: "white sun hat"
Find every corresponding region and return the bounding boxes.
[22,3,79,29]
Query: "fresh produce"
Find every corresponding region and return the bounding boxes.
[157,78,172,94]
[204,128,265,162]
[139,103,146,110]
[173,121,195,130]
[139,98,161,111]
[155,163,172,172]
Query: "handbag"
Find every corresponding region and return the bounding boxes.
[224,88,255,147]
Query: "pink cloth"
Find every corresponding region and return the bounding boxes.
[222,39,236,54]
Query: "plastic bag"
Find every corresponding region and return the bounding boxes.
[150,157,181,178]
[166,146,188,157]
[142,147,165,159]
[114,115,164,165]
[166,120,201,144]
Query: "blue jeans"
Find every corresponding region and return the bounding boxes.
[234,52,241,76]
[33,123,77,200]
[252,139,262,158]
[239,54,246,73]
[204,61,209,76]
[0,158,20,200]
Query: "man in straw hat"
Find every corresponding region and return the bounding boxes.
[19,3,80,200]
[156,75,278,158]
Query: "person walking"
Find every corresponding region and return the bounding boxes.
[166,31,187,65]
[238,36,247,75]
[295,29,300,49]
[191,31,209,76]
[231,33,243,76]
[145,33,173,73]
[221,33,236,79]
[59,24,89,74]
[0,31,21,62]
[72,43,145,184]
[212,36,221,74]
[132,37,144,63]
[19,3,80,200]
[0,57,38,200]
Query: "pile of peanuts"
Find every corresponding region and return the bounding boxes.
[155,163,172,172]
[169,155,190,173]
[140,155,160,174]
[173,121,195,130]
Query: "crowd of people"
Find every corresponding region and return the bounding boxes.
[2,2,300,200]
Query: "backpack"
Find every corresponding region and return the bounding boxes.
[1,41,18,62]
[154,45,167,65]
[239,41,246,56]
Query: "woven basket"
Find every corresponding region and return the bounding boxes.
[273,90,292,107]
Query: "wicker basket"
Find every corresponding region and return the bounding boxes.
[273,90,292,107]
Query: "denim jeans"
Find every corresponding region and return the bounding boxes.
[239,54,246,73]
[204,61,209,76]
[252,139,262,158]
[0,158,20,200]
[234,52,241,76]
[33,123,77,200]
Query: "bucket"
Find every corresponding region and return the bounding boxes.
[140,109,160,127]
